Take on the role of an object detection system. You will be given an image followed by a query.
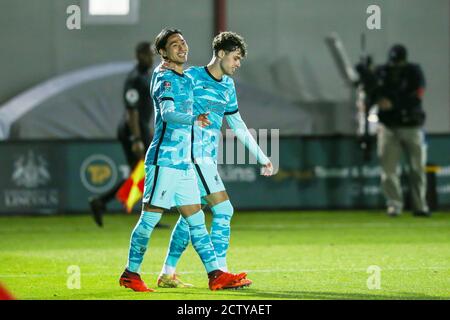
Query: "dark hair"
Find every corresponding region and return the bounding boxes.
[213,31,247,57]
[388,44,408,63]
[135,42,151,57]
[154,28,183,56]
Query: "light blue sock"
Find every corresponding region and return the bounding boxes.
[126,211,162,273]
[185,210,219,273]
[210,200,234,271]
[162,215,190,273]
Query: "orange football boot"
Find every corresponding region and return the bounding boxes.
[224,277,253,289]
[119,269,155,292]
[208,270,249,291]
[235,272,247,281]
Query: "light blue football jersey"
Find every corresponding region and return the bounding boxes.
[186,66,239,163]
[146,66,194,170]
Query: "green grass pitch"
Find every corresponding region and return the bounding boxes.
[0,210,449,300]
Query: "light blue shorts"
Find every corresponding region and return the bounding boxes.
[193,162,226,198]
[142,164,201,209]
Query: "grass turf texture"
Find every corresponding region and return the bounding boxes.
[0,211,449,300]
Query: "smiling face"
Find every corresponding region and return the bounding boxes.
[160,33,189,65]
[219,49,243,76]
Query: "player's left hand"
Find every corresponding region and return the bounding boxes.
[261,161,274,176]
[160,62,174,71]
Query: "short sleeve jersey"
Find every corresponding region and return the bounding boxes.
[186,66,238,164]
[146,65,195,170]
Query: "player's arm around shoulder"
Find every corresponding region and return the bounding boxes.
[155,72,211,127]
[184,66,197,78]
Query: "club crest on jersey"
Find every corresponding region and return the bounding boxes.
[163,81,172,91]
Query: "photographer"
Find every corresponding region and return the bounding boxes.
[373,44,430,217]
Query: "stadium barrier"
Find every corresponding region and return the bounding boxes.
[0,135,449,215]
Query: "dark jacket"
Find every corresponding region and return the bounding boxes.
[118,64,153,148]
[374,63,426,127]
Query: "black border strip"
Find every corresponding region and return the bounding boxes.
[160,97,174,102]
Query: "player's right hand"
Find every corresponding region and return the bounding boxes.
[261,161,274,176]
[196,112,211,128]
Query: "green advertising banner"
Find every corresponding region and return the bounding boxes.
[0,143,66,214]
[0,135,449,215]
[0,141,128,214]
[223,135,450,209]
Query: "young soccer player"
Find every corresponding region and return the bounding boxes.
[119,28,249,292]
[157,32,273,288]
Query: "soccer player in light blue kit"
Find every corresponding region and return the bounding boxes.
[119,28,249,292]
[157,32,273,288]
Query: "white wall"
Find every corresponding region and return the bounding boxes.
[0,0,214,103]
[0,0,448,133]
[228,0,450,133]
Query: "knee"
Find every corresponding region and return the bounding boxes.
[212,200,234,218]
[139,211,162,230]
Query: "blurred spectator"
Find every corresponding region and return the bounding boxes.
[374,44,430,217]
[89,42,155,226]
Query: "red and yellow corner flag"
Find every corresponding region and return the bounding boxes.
[116,159,145,214]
